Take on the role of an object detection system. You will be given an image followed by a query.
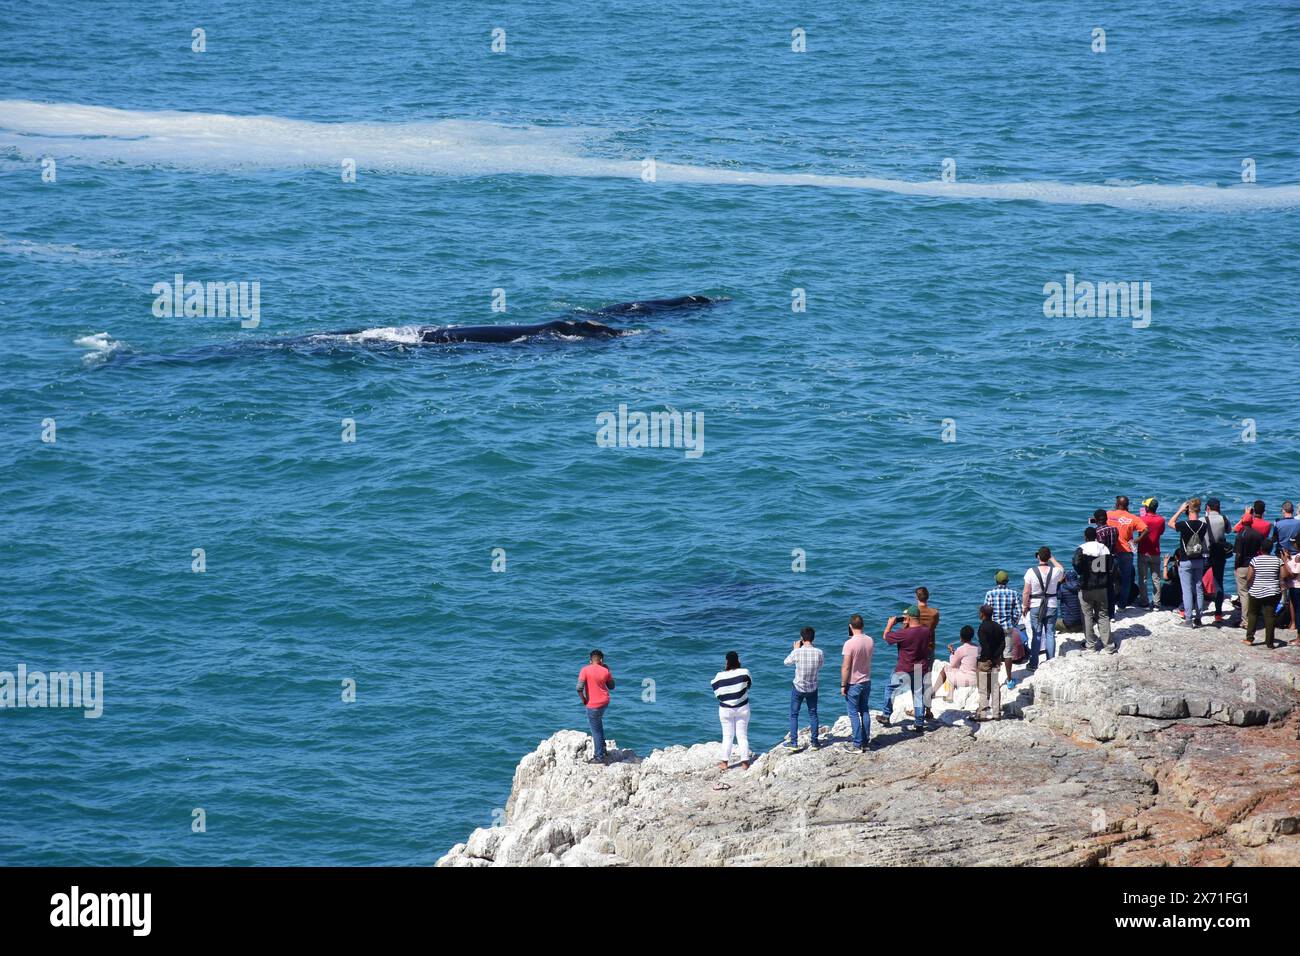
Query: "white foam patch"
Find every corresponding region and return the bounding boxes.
[75,331,124,365]
[0,235,122,261]
[308,325,426,346]
[3,100,1297,212]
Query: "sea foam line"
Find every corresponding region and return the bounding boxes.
[2,100,1297,212]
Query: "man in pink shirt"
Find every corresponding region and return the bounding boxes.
[1136,498,1166,608]
[576,650,616,764]
[839,613,875,753]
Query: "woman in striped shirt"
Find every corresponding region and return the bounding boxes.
[711,651,752,770]
[1244,549,1293,648]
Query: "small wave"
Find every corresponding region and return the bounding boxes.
[2,101,1296,212]
[0,235,122,261]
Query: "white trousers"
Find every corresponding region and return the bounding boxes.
[719,704,751,763]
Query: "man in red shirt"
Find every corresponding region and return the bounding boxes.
[1234,500,1272,540]
[1107,496,1148,614]
[577,650,616,764]
[1136,497,1166,608]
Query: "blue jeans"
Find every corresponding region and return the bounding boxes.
[1116,553,1135,610]
[789,688,819,747]
[887,670,928,730]
[1028,609,1057,669]
[845,680,872,748]
[1178,557,1205,622]
[586,704,607,759]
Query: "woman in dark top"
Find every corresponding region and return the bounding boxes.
[974,604,1005,722]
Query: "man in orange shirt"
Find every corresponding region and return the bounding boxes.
[1107,495,1148,615]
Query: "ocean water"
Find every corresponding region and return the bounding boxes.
[2,1,1298,864]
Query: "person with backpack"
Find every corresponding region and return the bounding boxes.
[1169,498,1211,628]
[1204,498,1233,621]
[1073,526,1114,652]
[1021,547,1066,672]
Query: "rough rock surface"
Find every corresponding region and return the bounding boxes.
[440,610,1299,866]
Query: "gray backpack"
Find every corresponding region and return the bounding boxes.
[1182,519,1207,558]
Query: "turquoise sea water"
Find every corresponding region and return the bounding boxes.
[2,2,1298,864]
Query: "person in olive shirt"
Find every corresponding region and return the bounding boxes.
[974,604,1005,721]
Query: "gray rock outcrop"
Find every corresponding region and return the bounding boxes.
[440,610,1299,866]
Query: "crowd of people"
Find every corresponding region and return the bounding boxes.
[573,496,1299,767]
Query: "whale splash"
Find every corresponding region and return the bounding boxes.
[4,101,1297,213]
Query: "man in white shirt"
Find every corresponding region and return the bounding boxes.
[1072,526,1115,653]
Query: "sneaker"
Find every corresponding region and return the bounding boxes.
[782,741,800,750]
[839,742,859,753]
[877,714,890,728]
[907,725,924,734]
[1214,613,1224,622]
[1176,609,1185,619]
[1006,678,1017,690]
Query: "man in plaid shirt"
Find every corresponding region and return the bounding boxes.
[784,626,825,749]
[983,570,1023,688]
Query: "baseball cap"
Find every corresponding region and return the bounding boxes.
[994,570,1009,584]
[904,605,920,618]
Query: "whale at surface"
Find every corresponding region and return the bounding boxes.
[326,293,725,346]
[82,294,728,367]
